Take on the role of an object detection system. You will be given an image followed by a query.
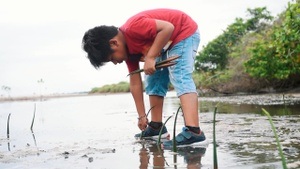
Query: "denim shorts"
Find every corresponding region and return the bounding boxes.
[145,30,200,97]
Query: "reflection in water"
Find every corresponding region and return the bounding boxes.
[200,108,300,167]
[7,140,10,151]
[200,101,300,116]
[1,93,299,168]
[6,113,11,151]
[177,147,206,169]
[139,143,166,169]
[138,142,206,169]
[6,131,39,152]
[31,131,38,147]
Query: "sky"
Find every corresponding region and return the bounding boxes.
[0,0,292,97]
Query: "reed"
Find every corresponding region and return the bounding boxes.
[157,115,173,146]
[155,107,183,168]
[30,103,36,131]
[172,106,182,152]
[7,113,11,139]
[156,106,182,152]
[155,121,171,168]
[140,106,155,139]
[213,106,218,169]
[262,108,287,169]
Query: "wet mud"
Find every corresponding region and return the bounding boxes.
[0,92,299,168]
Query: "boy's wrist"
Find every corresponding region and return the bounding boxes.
[138,114,146,120]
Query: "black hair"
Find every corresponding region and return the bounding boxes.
[82,25,118,69]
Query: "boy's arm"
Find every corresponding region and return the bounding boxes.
[129,73,148,130]
[143,19,174,75]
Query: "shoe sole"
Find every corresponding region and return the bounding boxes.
[176,139,209,148]
[135,132,170,140]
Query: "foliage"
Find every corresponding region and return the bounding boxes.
[1,85,11,97]
[90,81,130,93]
[245,1,300,80]
[193,1,300,92]
[195,7,273,71]
[195,34,229,71]
[2,85,11,91]
[245,7,273,31]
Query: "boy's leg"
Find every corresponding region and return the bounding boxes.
[179,93,199,127]
[167,29,200,129]
[149,95,164,122]
[163,30,207,148]
[135,59,170,139]
[168,30,201,129]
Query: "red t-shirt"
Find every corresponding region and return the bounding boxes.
[119,8,198,72]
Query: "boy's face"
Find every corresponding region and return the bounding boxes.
[108,39,128,65]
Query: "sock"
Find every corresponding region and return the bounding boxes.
[186,126,201,134]
[149,121,163,130]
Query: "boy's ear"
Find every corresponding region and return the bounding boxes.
[109,39,118,47]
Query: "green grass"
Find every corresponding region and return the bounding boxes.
[172,106,182,152]
[90,81,130,93]
[262,108,287,169]
[157,115,173,146]
[213,106,218,169]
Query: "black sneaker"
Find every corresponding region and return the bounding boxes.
[134,125,170,140]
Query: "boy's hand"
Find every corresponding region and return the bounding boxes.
[138,116,148,131]
[144,57,156,75]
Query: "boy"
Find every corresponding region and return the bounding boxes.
[82,8,206,148]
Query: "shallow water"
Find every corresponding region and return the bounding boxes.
[0,92,299,169]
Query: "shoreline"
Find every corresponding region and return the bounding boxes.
[0,93,89,102]
[1,90,300,105]
[0,92,131,102]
